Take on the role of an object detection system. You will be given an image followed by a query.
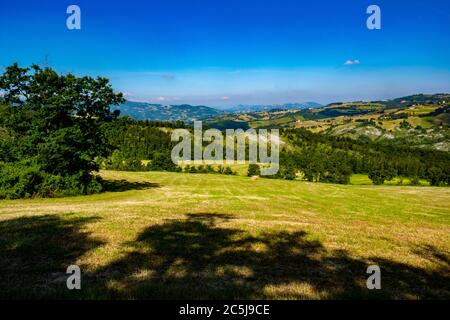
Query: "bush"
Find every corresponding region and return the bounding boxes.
[148,152,179,172]
[410,176,421,186]
[205,165,215,173]
[0,162,103,199]
[223,167,234,175]
[189,166,198,173]
[247,164,261,177]
[0,162,43,199]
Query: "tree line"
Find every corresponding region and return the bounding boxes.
[279,129,450,185]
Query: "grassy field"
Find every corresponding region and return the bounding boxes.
[350,174,430,186]
[0,170,449,299]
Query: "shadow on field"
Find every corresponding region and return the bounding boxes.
[1,213,448,299]
[102,179,160,192]
[0,214,103,299]
[91,213,450,299]
[413,244,450,268]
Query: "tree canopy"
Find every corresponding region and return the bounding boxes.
[0,63,124,198]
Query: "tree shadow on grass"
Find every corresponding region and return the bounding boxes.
[0,214,104,299]
[102,179,160,193]
[91,213,450,299]
[1,212,448,299]
[413,244,450,268]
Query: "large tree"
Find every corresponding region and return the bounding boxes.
[0,63,124,198]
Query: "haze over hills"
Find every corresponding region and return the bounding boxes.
[114,101,323,122]
[113,101,223,122]
[227,102,322,113]
[205,93,450,151]
[115,95,450,123]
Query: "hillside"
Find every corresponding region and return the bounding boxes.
[228,102,322,113]
[0,170,449,299]
[114,101,323,123]
[206,94,450,150]
[114,101,224,122]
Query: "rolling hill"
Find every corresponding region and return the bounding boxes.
[206,94,450,150]
[114,101,323,123]
[114,101,224,122]
[228,102,322,113]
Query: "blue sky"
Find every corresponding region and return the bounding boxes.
[1,0,449,107]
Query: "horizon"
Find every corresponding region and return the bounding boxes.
[123,92,449,110]
[1,0,450,106]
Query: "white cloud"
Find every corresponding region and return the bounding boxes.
[156,96,166,101]
[344,59,361,65]
[220,96,230,100]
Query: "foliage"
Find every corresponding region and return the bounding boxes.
[282,128,450,186]
[0,63,124,198]
[368,161,397,185]
[247,164,261,177]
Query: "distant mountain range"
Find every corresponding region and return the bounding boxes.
[113,101,223,122]
[114,101,323,122]
[227,102,322,113]
[114,95,449,123]
[205,93,450,131]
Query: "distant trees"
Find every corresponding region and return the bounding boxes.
[281,128,450,186]
[399,120,411,129]
[97,121,450,186]
[182,164,235,176]
[426,165,450,186]
[148,152,179,172]
[368,162,397,185]
[275,145,352,184]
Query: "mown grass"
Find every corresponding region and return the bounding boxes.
[350,174,430,186]
[0,170,449,299]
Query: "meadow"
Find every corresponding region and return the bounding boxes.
[0,170,449,299]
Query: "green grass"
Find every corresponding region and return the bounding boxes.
[350,174,430,186]
[0,170,449,299]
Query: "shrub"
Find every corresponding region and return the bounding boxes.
[189,166,198,173]
[0,162,103,199]
[223,167,234,175]
[410,176,421,186]
[247,164,261,177]
[148,152,179,172]
[0,162,43,199]
[205,165,215,173]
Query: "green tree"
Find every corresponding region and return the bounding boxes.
[0,63,124,198]
[368,161,397,185]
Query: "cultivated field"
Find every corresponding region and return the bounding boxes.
[0,170,449,299]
